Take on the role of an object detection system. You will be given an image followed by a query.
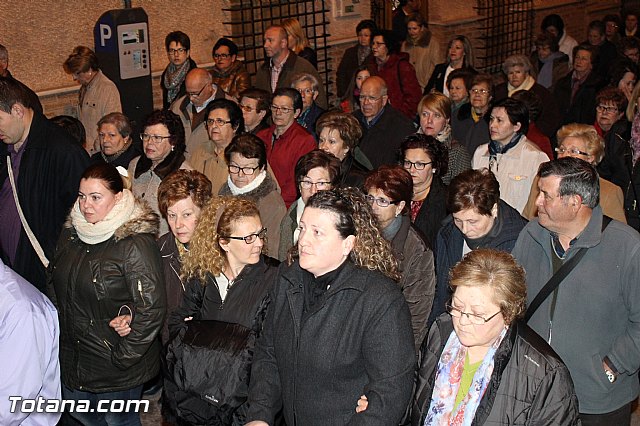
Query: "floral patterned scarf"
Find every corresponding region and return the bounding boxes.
[424,327,507,426]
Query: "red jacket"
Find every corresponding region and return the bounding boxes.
[526,122,554,160]
[257,122,316,207]
[368,53,422,120]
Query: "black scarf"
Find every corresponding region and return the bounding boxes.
[134,149,186,180]
[488,132,523,162]
[462,207,502,250]
[302,259,349,318]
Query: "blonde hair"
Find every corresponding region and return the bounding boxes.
[282,18,309,53]
[181,197,262,281]
[449,248,526,325]
[556,123,605,164]
[627,81,640,122]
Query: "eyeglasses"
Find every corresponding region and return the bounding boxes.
[596,104,618,114]
[471,88,490,95]
[239,104,256,112]
[402,160,432,170]
[446,303,502,325]
[270,105,294,114]
[187,84,208,98]
[297,88,315,96]
[365,194,398,207]
[358,95,383,103]
[141,133,171,143]
[206,118,232,127]
[213,53,231,59]
[228,164,260,175]
[555,146,590,156]
[222,228,267,244]
[168,48,187,55]
[299,180,331,190]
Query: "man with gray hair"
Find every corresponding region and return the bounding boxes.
[291,72,325,140]
[512,157,640,424]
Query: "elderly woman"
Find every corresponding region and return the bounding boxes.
[401,14,441,91]
[239,88,271,134]
[219,134,286,257]
[245,188,415,425]
[530,32,570,90]
[594,87,631,192]
[454,73,493,155]
[90,112,140,168]
[166,197,280,425]
[494,54,561,138]
[210,38,250,100]
[522,123,627,223]
[364,165,436,351]
[277,150,342,260]
[316,110,369,187]
[418,92,471,185]
[429,168,527,328]
[128,109,191,235]
[424,35,475,96]
[292,72,326,139]
[189,99,244,193]
[472,98,549,214]
[411,249,579,425]
[63,46,122,154]
[156,169,212,344]
[282,17,317,68]
[402,133,449,249]
[161,31,197,109]
[367,29,422,119]
[49,163,165,425]
[446,68,475,118]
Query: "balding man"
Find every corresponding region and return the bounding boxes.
[255,25,327,109]
[170,68,233,158]
[353,76,416,168]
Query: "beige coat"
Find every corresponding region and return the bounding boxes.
[79,70,121,153]
[401,35,441,90]
[522,175,627,223]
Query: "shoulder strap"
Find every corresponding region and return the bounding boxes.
[525,216,612,322]
[6,155,49,267]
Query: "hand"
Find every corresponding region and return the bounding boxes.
[355,395,368,413]
[109,314,132,337]
[245,422,269,426]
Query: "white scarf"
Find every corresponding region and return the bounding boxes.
[507,74,535,97]
[227,170,267,195]
[70,189,139,245]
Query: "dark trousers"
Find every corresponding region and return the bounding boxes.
[62,384,144,426]
[579,402,632,426]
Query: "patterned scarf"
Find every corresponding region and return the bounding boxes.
[631,110,640,166]
[424,327,507,426]
[164,60,191,105]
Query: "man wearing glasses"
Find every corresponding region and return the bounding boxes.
[255,25,327,109]
[256,88,315,208]
[352,76,416,169]
[170,68,233,159]
[513,157,640,425]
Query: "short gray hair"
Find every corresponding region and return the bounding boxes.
[538,157,599,209]
[291,73,319,92]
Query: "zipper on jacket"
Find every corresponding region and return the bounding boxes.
[102,339,114,350]
[137,280,146,307]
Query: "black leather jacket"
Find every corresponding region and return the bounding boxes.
[48,203,166,393]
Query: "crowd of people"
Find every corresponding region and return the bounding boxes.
[3,5,640,426]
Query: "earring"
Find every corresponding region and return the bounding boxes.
[432,169,436,174]
[171,145,175,152]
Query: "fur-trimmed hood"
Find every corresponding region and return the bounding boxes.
[65,198,160,241]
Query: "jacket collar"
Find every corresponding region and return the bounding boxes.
[282,259,364,297]
[524,205,604,252]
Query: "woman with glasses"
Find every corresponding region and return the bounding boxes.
[246,188,415,426]
[410,249,579,425]
[189,99,244,193]
[128,109,191,235]
[256,88,316,208]
[166,197,280,425]
[454,73,493,156]
[277,150,341,260]
[210,38,250,101]
[63,45,122,154]
[430,168,526,329]
[91,112,141,169]
[522,123,627,223]
[401,133,449,249]
[219,134,286,257]
[418,92,471,185]
[364,165,436,352]
[161,31,197,110]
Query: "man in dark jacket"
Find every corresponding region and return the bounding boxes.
[353,76,416,169]
[0,77,89,293]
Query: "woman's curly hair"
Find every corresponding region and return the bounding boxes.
[181,196,262,282]
[288,187,400,281]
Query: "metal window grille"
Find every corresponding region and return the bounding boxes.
[475,0,535,73]
[222,0,331,99]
